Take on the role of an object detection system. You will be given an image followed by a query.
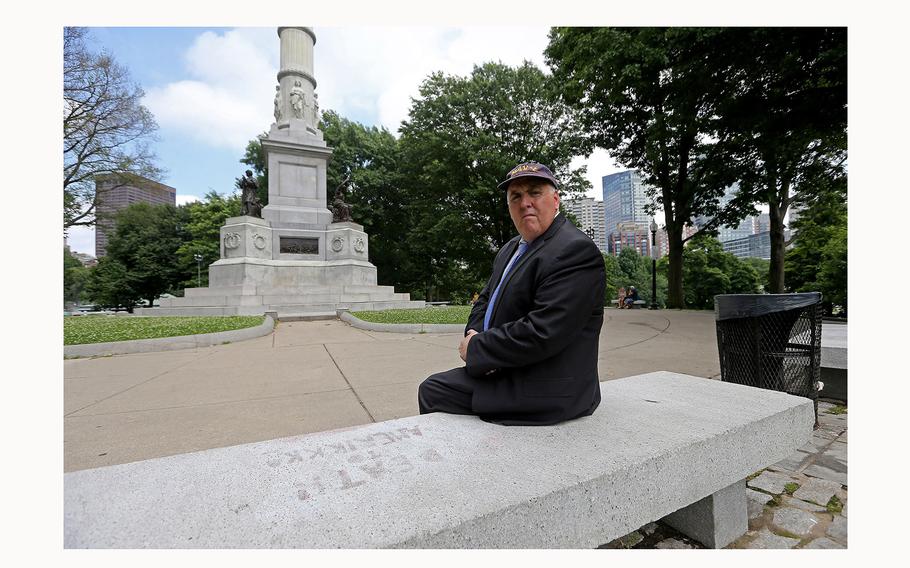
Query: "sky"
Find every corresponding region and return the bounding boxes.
[65,26,625,256]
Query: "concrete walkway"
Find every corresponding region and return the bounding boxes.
[65,309,720,472]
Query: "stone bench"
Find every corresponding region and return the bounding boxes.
[64,371,813,548]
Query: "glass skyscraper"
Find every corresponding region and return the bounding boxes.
[602,170,651,254]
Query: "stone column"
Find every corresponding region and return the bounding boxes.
[275,27,319,135]
[262,26,332,227]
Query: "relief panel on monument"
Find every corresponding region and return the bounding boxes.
[280,236,320,255]
[278,162,318,200]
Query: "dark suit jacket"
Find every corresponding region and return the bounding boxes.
[465,214,606,425]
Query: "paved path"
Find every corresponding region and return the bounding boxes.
[64,309,720,472]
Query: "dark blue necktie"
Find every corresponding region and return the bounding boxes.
[483,241,528,331]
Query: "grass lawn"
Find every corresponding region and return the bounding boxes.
[351,305,472,325]
[64,315,264,345]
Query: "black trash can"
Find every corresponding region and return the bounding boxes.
[715,293,822,425]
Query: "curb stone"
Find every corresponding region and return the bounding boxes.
[338,309,464,334]
[63,314,275,358]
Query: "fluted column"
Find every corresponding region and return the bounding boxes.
[273,27,320,134]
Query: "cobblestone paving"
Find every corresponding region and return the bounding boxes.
[602,401,847,549]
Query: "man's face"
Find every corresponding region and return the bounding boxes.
[507,178,560,242]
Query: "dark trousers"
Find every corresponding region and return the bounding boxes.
[417,367,479,416]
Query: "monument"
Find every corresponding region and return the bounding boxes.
[137,27,423,318]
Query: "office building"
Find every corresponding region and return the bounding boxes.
[602,170,652,255]
[722,229,791,260]
[94,174,176,258]
[564,196,606,253]
[610,222,652,257]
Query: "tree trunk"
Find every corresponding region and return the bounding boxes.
[666,224,685,309]
[767,202,786,293]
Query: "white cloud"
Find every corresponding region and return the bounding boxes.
[572,148,624,200]
[316,26,550,132]
[177,194,201,206]
[142,26,620,194]
[143,28,277,152]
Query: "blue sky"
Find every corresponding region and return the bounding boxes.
[65,26,623,255]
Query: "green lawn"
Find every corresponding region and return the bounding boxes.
[64,315,264,345]
[352,305,472,325]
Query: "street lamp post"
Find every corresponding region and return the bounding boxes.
[649,218,658,310]
[194,254,203,288]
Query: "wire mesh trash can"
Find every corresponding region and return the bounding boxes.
[715,293,823,425]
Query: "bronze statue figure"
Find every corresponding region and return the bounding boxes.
[331,176,353,223]
[239,170,263,218]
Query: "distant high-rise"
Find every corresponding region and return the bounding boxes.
[564,197,606,253]
[694,183,756,243]
[602,170,651,255]
[610,222,652,258]
[753,212,771,235]
[94,174,176,258]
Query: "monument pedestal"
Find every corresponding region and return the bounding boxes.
[138,215,421,318]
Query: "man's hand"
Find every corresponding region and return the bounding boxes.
[459,329,478,362]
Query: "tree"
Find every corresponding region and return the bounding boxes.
[318,111,418,293]
[611,247,668,308]
[104,202,189,305]
[85,257,140,311]
[714,27,847,292]
[398,62,590,301]
[546,28,740,308]
[64,27,162,231]
[785,174,847,316]
[64,248,90,305]
[174,191,241,289]
[673,233,762,309]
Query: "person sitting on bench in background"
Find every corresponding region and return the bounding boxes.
[624,286,640,308]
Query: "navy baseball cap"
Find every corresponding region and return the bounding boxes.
[497,161,560,191]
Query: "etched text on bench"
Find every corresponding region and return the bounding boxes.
[262,426,445,501]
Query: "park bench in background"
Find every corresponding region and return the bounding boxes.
[610,299,648,308]
[64,371,813,548]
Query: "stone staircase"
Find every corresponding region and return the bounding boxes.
[135,284,424,319]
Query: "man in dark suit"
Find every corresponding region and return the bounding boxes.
[417,161,606,425]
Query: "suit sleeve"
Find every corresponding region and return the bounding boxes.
[464,239,605,376]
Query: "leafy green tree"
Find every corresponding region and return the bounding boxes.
[613,247,668,308]
[64,27,162,230]
[104,202,190,305]
[318,110,420,293]
[818,226,847,316]
[546,28,741,309]
[785,175,847,316]
[741,257,771,292]
[64,248,90,305]
[85,257,140,311]
[398,61,590,301]
[713,27,847,292]
[603,254,623,303]
[674,233,762,309]
[174,191,241,290]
